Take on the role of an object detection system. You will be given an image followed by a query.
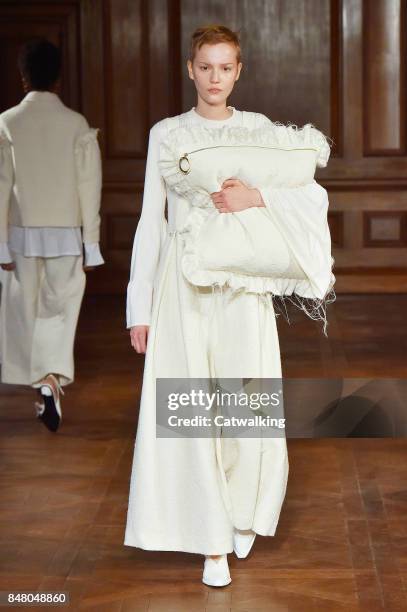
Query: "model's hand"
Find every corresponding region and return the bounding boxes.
[130,325,149,354]
[211,178,265,213]
[83,265,95,272]
[0,262,15,271]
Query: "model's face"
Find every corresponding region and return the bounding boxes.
[187,42,242,107]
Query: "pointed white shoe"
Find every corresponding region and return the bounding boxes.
[233,528,256,558]
[202,554,231,587]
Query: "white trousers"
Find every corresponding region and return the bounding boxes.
[0,251,86,387]
[125,234,289,555]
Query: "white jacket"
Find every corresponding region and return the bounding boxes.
[0,91,102,243]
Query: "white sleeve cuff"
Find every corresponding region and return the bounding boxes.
[258,186,273,211]
[83,242,105,266]
[0,242,13,264]
[126,279,153,328]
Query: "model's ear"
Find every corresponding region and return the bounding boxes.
[21,75,29,92]
[187,59,194,81]
[235,62,243,82]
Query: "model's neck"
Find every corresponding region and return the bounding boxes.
[26,88,56,93]
[193,101,233,121]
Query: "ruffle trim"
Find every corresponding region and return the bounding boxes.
[159,122,333,207]
[179,206,336,337]
[0,129,12,150]
[75,128,100,153]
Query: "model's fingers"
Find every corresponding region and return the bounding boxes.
[220,192,231,208]
[222,178,242,188]
[213,202,224,211]
[130,326,149,353]
[134,334,141,353]
[130,329,138,351]
[211,192,224,203]
[134,331,146,354]
[212,194,225,208]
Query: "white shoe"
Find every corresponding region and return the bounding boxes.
[35,401,45,416]
[202,554,231,587]
[233,528,256,558]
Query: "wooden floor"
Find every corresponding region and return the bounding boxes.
[0,294,406,611]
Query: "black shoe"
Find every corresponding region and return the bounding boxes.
[34,375,64,432]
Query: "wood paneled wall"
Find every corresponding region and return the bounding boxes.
[0,0,406,294]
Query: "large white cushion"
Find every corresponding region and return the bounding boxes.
[158,122,334,304]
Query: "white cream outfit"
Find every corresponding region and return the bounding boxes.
[0,91,103,386]
[124,107,305,555]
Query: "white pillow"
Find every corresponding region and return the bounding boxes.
[159,122,332,285]
[159,122,335,334]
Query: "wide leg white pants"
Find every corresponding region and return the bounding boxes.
[124,233,289,555]
[0,250,86,386]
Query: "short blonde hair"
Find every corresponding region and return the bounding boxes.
[190,24,241,63]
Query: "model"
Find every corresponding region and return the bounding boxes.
[0,38,104,431]
[125,24,334,587]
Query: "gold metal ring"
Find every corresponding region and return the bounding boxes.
[179,154,191,174]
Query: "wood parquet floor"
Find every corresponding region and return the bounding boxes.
[0,295,406,611]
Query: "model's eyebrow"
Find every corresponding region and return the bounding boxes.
[198,62,234,66]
